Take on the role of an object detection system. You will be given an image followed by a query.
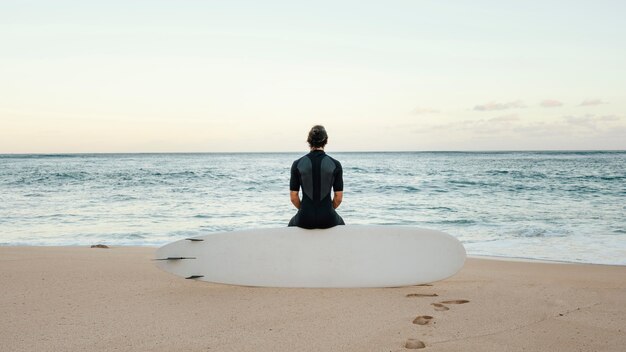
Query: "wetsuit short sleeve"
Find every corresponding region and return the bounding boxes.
[333,160,343,192]
[290,160,300,192]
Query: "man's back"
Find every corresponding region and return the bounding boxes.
[289,150,344,229]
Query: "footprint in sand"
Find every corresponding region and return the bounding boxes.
[412,315,434,325]
[439,299,470,304]
[431,300,470,311]
[431,303,450,311]
[404,338,426,349]
[406,293,438,298]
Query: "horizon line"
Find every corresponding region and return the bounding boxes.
[1,149,625,156]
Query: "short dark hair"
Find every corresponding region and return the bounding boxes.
[307,125,328,148]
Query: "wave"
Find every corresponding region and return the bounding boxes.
[432,219,476,225]
[109,194,138,201]
[509,227,570,238]
[486,170,547,179]
[447,180,497,187]
[23,193,45,197]
[569,175,626,182]
[0,154,85,159]
[371,185,421,193]
[426,206,454,211]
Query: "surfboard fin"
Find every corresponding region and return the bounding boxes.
[153,257,196,261]
[185,238,204,241]
[185,275,204,279]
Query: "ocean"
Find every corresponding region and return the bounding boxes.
[1,151,624,265]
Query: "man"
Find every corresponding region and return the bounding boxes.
[288,125,345,229]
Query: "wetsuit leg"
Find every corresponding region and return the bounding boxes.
[336,214,345,225]
[288,213,299,227]
[289,211,344,228]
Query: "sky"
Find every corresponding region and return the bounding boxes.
[1,0,625,153]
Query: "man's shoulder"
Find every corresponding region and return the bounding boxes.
[322,154,342,169]
[292,154,312,169]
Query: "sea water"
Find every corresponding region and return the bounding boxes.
[1,151,624,265]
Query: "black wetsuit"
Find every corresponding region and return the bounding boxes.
[288,150,345,229]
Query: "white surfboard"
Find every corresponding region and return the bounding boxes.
[154,225,465,288]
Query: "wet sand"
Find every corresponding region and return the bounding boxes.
[1,246,625,351]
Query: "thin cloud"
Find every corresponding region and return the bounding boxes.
[599,115,621,121]
[411,107,440,115]
[415,114,521,134]
[579,99,606,106]
[540,99,563,108]
[473,100,525,111]
[413,113,624,141]
[563,114,621,129]
[512,122,561,137]
[564,114,596,128]
[489,114,520,123]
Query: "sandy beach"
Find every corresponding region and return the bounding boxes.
[1,246,624,352]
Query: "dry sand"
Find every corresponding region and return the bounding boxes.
[1,246,625,351]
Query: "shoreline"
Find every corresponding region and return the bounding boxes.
[3,244,624,267]
[2,246,625,351]
[466,254,624,266]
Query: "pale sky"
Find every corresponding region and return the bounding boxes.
[1,0,625,153]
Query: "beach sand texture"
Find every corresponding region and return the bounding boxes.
[1,246,625,351]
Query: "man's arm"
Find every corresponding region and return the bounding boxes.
[290,191,301,209]
[332,159,343,209]
[290,160,301,209]
[332,191,342,209]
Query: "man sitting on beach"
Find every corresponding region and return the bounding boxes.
[288,125,345,229]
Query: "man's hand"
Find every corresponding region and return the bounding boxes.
[290,191,301,209]
[333,191,343,209]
